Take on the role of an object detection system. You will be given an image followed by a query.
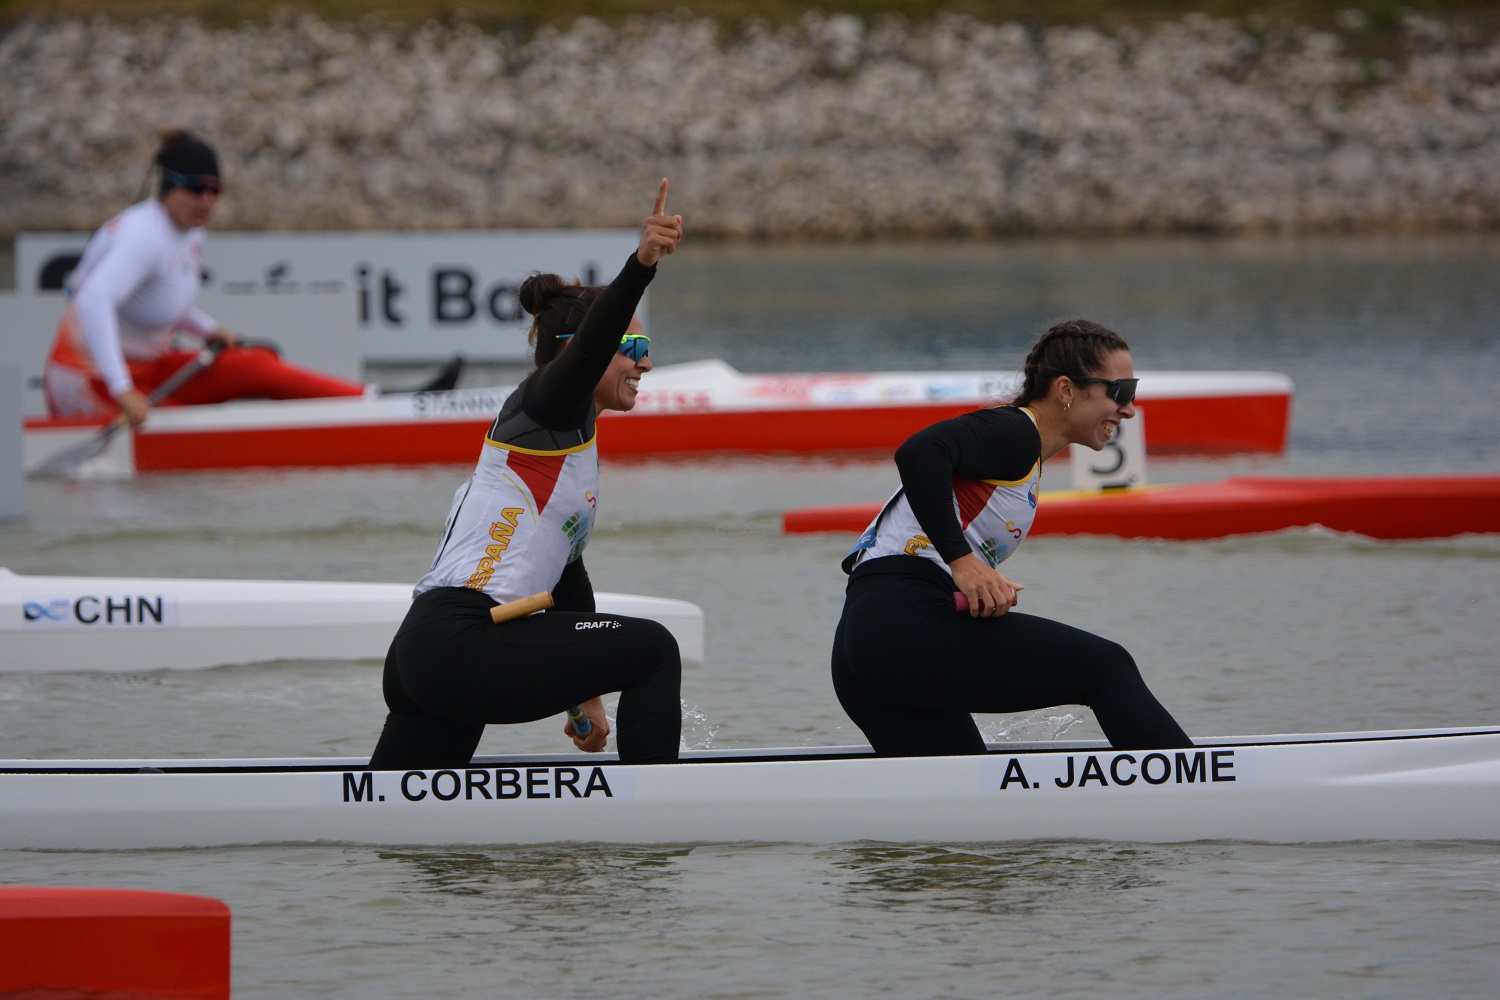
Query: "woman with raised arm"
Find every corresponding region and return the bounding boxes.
[370,181,685,770]
[44,129,460,425]
[831,319,1193,757]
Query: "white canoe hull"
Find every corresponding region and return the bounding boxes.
[1,728,1495,849]
[0,568,705,673]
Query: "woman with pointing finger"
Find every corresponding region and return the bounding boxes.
[830,319,1193,757]
[370,180,685,770]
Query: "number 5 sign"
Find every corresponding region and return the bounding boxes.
[1070,409,1148,491]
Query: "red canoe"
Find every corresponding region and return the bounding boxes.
[22,361,1293,476]
[781,475,1500,541]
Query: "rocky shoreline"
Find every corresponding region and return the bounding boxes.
[2,11,1497,240]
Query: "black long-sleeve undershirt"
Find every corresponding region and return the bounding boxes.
[522,252,655,430]
[892,406,1041,564]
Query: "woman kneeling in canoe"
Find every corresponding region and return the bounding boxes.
[831,320,1193,756]
[370,182,684,769]
[42,129,427,425]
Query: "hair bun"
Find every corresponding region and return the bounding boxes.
[517,271,568,317]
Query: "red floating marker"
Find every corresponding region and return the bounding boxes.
[783,475,1500,542]
[0,886,231,999]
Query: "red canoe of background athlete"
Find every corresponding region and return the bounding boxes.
[22,362,1293,475]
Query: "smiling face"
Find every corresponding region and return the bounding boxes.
[1064,348,1138,450]
[592,314,652,413]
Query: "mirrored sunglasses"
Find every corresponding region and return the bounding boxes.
[617,334,650,361]
[555,332,650,361]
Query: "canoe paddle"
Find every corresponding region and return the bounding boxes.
[488,591,555,624]
[566,706,592,737]
[31,342,224,479]
[952,589,1020,614]
[488,592,591,737]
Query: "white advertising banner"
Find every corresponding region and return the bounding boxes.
[15,229,641,363]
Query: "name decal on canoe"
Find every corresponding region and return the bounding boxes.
[22,594,180,629]
[988,749,1243,791]
[410,388,512,417]
[334,766,616,805]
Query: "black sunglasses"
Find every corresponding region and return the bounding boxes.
[1067,375,1139,406]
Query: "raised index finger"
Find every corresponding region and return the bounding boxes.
[653,177,668,216]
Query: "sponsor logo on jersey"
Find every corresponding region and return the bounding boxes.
[467,508,523,590]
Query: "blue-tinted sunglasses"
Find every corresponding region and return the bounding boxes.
[555,332,650,361]
[163,169,222,195]
[1068,374,1138,406]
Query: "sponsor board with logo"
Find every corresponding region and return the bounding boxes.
[15,229,640,363]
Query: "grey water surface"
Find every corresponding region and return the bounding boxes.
[2,234,1498,999]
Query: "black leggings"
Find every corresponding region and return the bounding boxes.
[370,587,682,769]
[830,558,1192,756]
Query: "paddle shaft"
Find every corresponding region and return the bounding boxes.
[567,706,592,737]
[145,342,226,401]
[952,591,1019,613]
[31,343,223,478]
[487,592,554,623]
[488,593,591,736]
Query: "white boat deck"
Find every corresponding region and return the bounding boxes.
[3,727,1494,850]
[1,568,706,673]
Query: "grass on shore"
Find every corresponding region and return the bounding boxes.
[3,1,1498,36]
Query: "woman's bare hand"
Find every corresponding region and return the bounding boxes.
[564,697,611,753]
[637,178,683,267]
[949,553,1024,618]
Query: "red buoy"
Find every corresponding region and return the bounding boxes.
[0,886,230,998]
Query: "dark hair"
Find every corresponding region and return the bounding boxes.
[1012,319,1131,407]
[518,271,604,367]
[154,128,220,194]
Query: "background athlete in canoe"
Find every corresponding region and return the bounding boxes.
[43,129,461,425]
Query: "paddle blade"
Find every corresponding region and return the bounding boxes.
[29,343,220,480]
[28,419,127,479]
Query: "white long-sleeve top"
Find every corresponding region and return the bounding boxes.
[67,199,218,396]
